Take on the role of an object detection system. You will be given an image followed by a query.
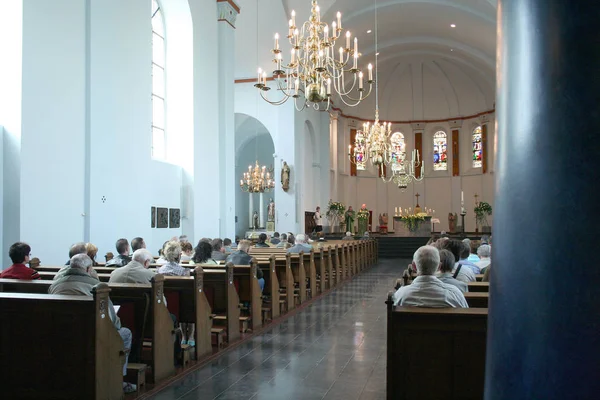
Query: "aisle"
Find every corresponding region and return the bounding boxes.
[147,259,406,400]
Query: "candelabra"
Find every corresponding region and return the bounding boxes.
[255,0,373,111]
[240,161,275,193]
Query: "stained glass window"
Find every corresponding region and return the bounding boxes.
[472,126,482,168]
[355,131,367,171]
[152,0,166,160]
[433,131,448,171]
[390,132,406,172]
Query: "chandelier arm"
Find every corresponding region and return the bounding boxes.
[259,89,291,106]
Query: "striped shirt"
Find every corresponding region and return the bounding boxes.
[157,262,190,277]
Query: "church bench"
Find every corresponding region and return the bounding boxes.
[254,256,281,319]
[464,292,489,308]
[161,268,213,359]
[468,281,489,292]
[475,274,484,281]
[254,254,294,313]
[36,270,112,282]
[313,246,331,292]
[386,293,487,400]
[0,284,124,400]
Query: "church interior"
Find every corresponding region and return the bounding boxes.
[0,0,597,399]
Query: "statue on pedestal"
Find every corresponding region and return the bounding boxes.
[267,198,275,222]
[448,212,457,233]
[281,161,290,192]
[253,211,259,230]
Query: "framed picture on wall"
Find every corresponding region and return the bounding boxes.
[157,207,169,228]
[169,208,181,228]
[151,206,156,228]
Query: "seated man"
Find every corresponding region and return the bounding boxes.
[475,244,491,271]
[106,238,132,267]
[458,242,481,274]
[223,238,233,252]
[342,231,354,240]
[255,233,270,248]
[436,249,468,293]
[226,240,264,292]
[463,238,480,263]
[131,237,146,252]
[392,246,468,308]
[287,234,313,254]
[276,233,289,248]
[109,249,156,284]
[49,254,136,393]
[211,239,227,261]
[441,239,476,283]
[0,242,40,280]
[64,242,87,265]
[270,232,281,245]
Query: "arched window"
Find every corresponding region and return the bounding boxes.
[433,131,448,171]
[472,126,482,168]
[390,132,405,172]
[152,0,166,159]
[354,131,366,171]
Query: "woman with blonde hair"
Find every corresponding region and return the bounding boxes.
[85,243,99,266]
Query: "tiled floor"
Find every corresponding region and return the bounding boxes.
[147,258,405,400]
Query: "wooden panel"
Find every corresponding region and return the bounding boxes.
[482,124,488,174]
[305,211,316,234]
[350,129,357,176]
[452,129,460,176]
[414,131,423,177]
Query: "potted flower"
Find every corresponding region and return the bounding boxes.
[474,202,492,233]
[326,200,346,233]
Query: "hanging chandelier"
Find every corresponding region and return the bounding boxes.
[255,0,373,111]
[387,149,424,190]
[240,161,275,193]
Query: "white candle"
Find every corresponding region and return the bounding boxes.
[294,29,299,46]
[324,25,329,41]
[291,10,296,27]
[395,207,398,214]
[339,47,344,63]
[257,68,262,84]
[294,78,299,95]
[359,71,363,89]
[354,37,358,55]
[332,21,337,36]
[327,78,331,95]
[368,63,373,81]
[461,191,464,203]
[337,12,342,30]
[353,53,358,69]
[346,31,351,49]
[291,48,295,64]
[262,71,267,86]
[348,144,352,154]
[315,5,320,22]
[288,19,293,36]
[274,33,279,50]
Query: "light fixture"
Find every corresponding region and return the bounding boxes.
[256,0,374,111]
[240,161,275,193]
[450,24,456,28]
[367,30,372,33]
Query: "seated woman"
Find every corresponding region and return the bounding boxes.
[86,242,100,266]
[190,241,218,265]
[180,241,193,262]
[155,241,169,265]
[0,242,40,280]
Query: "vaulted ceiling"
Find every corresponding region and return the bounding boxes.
[235,0,497,120]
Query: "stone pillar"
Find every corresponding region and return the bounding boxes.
[217,0,239,238]
[487,1,600,399]
[329,111,339,200]
[248,193,253,228]
[259,192,265,228]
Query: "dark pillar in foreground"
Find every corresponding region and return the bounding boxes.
[488,1,600,398]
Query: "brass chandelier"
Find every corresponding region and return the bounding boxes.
[240,161,275,193]
[255,0,373,111]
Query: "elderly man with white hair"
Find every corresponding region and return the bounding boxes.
[392,246,468,308]
[475,244,491,271]
[109,249,156,284]
[49,254,137,393]
[287,233,313,254]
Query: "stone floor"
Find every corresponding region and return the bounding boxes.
[146,258,405,400]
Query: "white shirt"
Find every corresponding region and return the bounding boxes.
[392,275,469,308]
[453,262,476,283]
[315,211,322,225]
[475,258,491,270]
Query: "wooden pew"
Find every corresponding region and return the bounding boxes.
[200,265,241,343]
[162,267,213,359]
[254,256,281,321]
[468,281,489,292]
[386,293,487,400]
[0,284,124,400]
[464,292,489,308]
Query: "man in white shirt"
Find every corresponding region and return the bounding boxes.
[314,206,323,233]
[442,239,477,283]
[392,246,468,308]
[475,244,491,271]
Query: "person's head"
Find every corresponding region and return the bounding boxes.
[159,240,169,257]
[192,241,213,263]
[481,235,490,245]
[200,238,211,244]
[238,239,252,253]
[462,238,471,248]
[434,237,450,250]
[363,231,370,238]
[131,237,146,252]
[316,206,320,212]
[163,240,182,263]
[426,235,440,246]
[115,238,129,256]
[280,233,287,242]
[85,243,98,262]
[460,242,471,260]
[273,232,280,238]
[69,242,87,258]
[441,239,463,262]
[345,231,352,237]
[348,206,353,211]
[211,238,224,253]
[223,238,232,247]
[288,234,295,244]
[132,249,154,268]
[438,249,456,273]
[9,242,31,264]
[258,233,267,244]
[477,244,491,259]
[179,235,188,242]
[412,246,441,276]
[70,254,93,274]
[181,241,193,256]
[295,233,307,244]
[235,236,240,244]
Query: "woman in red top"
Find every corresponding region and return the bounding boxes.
[0,242,40,280]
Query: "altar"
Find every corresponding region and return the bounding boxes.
[392,215,432,237]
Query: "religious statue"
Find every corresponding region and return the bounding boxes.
[281,161,290,192]
[267,198,275,222]
[344,206,356,233]
[253,211,259,230]
[448,212,457,233]
[357,204,370,236]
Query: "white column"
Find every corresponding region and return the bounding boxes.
[330,111,339,199]
[248,193,254,228]
[216,0,239,238]
[259,192,265,228]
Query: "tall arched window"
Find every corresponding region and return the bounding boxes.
[390,132,405,172]
[433,131,448,171]
[472,126,482,168]
[152,0,166,159]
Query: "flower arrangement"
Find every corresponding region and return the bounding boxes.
[357,208,370,220]
[399,212,428,232]
[326,200,346,219]
[474,202,492,227]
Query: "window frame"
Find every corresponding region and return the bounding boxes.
[151,0,167,161]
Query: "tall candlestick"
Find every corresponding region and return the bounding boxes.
[346,31,351,49]
[359,71,363,89]
[262,71,267,86]
[339,47,344,63]
[257,68,262,84]
[353,53,358,69]
[332,21,337,36]
[324,24,329,41]
[291,48,295,64]
[354,37,358,55]
[327,78,331,95]
[291,10,296,27]
[337,12,342,30]
[294,78,299,95]
[368,63,373,81]
[274,33,279,51]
